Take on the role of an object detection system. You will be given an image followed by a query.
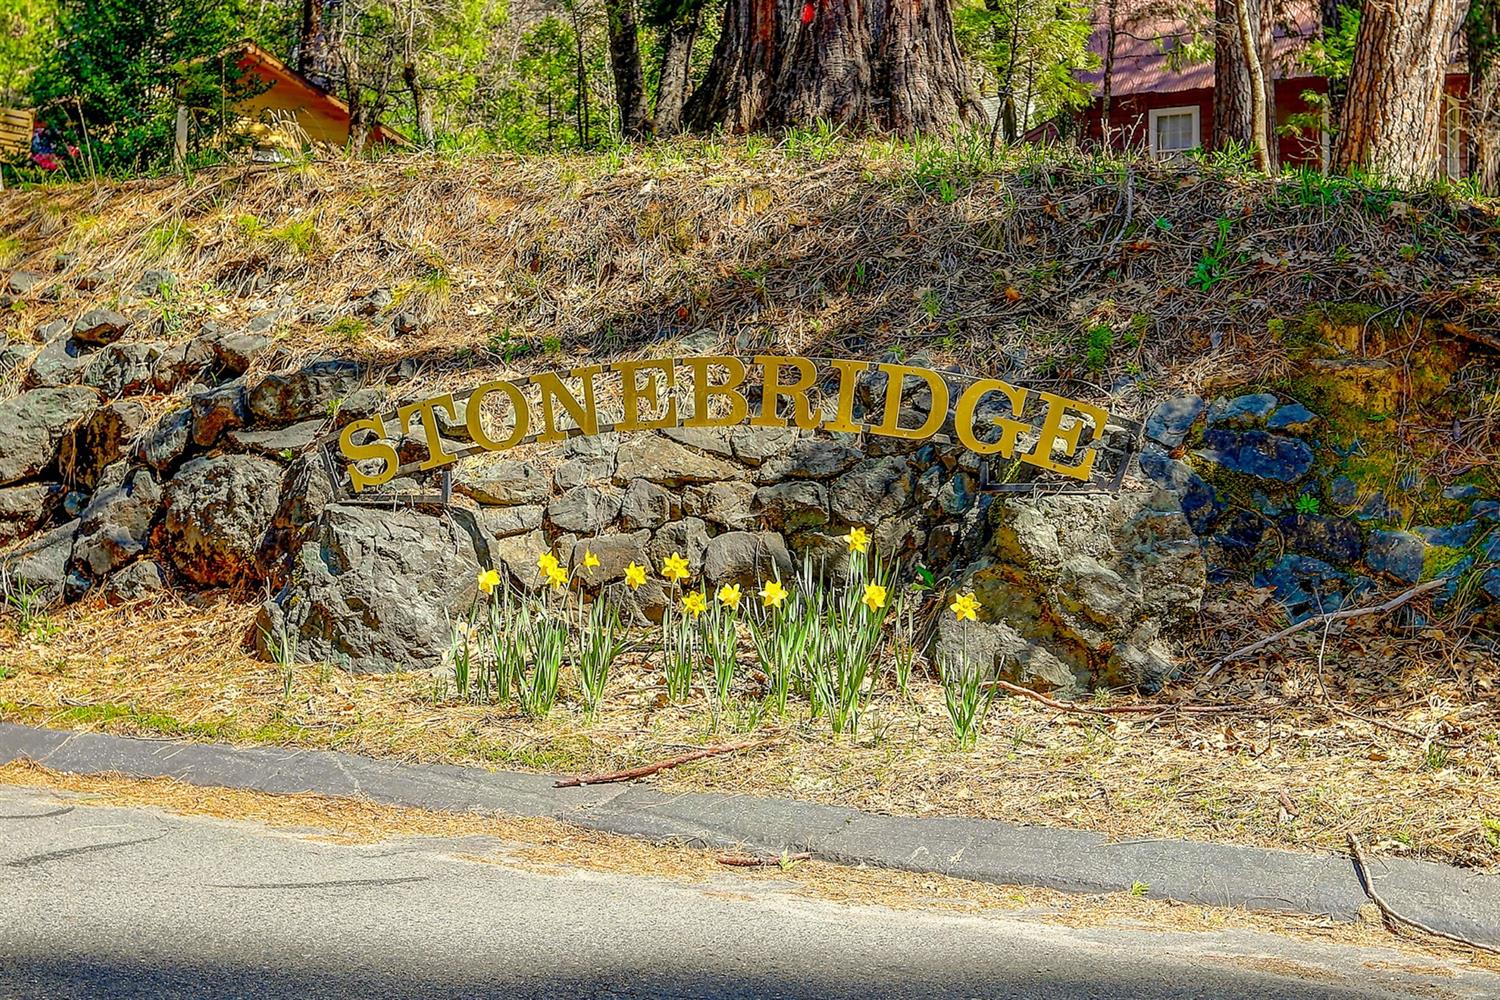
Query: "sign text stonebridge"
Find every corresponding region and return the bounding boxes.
[335,355,1117,493]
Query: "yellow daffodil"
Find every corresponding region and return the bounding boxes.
[717,583,742,609]
[476,569,501,596]
[950,591,980,622]
[844,525,870,554]
[624,562,648,589]
[582,549,601,569]
[537,551,560,577]
[662,551,691,583]
[546,563,568,589]
[861,582,888,612]
[681,590,708,617]
[759,579,788,609]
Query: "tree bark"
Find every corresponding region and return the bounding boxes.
[685,0,978,135]
[402,61,434,145]
[605,0,652,138]
[299,0,325,79]
[1334,0,1455,184]
[1468,0,1500,194]
[1216,0,1275,169]
[655,8,702,136]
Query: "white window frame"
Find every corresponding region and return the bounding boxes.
[1444,95,1463,180]
[1147,105,1201,158]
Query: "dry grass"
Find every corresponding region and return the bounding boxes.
[6,758,1498,977]
[3,142,1498,410]
[3,590,1497,874]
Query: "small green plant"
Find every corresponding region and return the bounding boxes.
[326,316,367,343]
[3,572,59,643]
[748,578,807,717]
[663,599,696,702]
[1084,323,1114,372]
[1294,494,1321,515]
[939,653,992,751]
[1130,880,1151,898]
[919,288,942,321]
[1482,816,1500,850]
[518,608,565,719]
[1190,218,1234,291]
[260,623,299,703]
[447,617,476,702]
[702,589,740,714]
[573,598,624,719]
[271,218,318,256]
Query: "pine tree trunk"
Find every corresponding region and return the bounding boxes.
[1334,0,1454,184]
[605,0,652,138]
[686,0,977,135]
[299,0,325,79]
[1469,0,1500,194]
[655,10,701,136]
[403,61,434,145]
[1214,0,1275,168]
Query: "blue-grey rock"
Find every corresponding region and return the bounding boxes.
[1482,568,1500,603]
[1414,520,1481,549]
[1211,510,1264,555]
[1443,483,1481,501]
[1473,501,1500,522]
[1207,393,1278,429]
[1199,429,1314,482]
[1256,554,1371,623]
[1266,403,1317,434]
[1328,475,1358,506]
[1365,529,1425,584]
[1144,396,1204,447]
[1354,492,1398,522]
[1251,490,1282,516]
[1280,513,1363,565]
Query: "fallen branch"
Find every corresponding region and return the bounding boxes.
[554,739,762,788]
[716,851,811,868]
[984,678,1233,716]
[1347,832,1500,955]
[1199,579,1444,685]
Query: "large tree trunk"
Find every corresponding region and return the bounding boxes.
[1333,0,1454,184]
[403,61,434,145]
[685,0,978,135]
[605,0,652,138]
[1214,0,1275,169]
[655,8,702,136]
[1468,0,1500,194]
[299,0,325,80]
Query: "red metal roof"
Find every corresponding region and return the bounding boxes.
[1078,1,1322,97]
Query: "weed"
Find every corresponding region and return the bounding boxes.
[2,572,60,643]
[1085,323,1114,372]
[1190,218,1234,291]
[1483,816,1500,849]
[1294,494,1321,515]
[1130,880,1151,897]
[271,218,318,256]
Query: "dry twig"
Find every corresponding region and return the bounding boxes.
[716,851,811,867]
[1200,579,1445,685]
[554,739,763,788]
[985,678,1233,716]
[1346,832,1500,955]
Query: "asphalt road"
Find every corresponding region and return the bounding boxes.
[2,785,1493,1000]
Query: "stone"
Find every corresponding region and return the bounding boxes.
[729,425,799,466]
[936,472,976,516]
[828,456,915,525]
[1,343,31,385]
[554,457,613,490]
[1366,530,1425,584]
[1475,501,1500,523]
[256,505,483,672]
[0,482,63,547]
[453,456,551,506]
[227,420,325,458]
[333,387,388,427]
[682,480,756,530]
[602,577,669,626]
[487,528,550,590]
[26,337,86,388]
[248,360,364,425]
[1255,555,1371,623]
[702,530,794,588]
[662,425,736,459]
[5,271,44,295]
[1266,403,1318,434]
[160,454,284,587]
[1144,396,1205,448]
[473,504,544,540]
[1280,514,1363,566]
[209,330,273,375]
[1415,520,1481,549]
[82,342,166,397]
[136,408,192,473]
[0,386,99,486]
[648,517,711,573]
[71,309,131,346]
[1442,483,1481,501]
[54,400,146,491]
[1328,475,1358,506]
[134,268,175,298]
[190,381,250,447]
[749,481,828,532]
[755,438,862,483]
[1198,429,1314,482]
[391,311,423,337]
[1207,393,1278,429]
[546,485,621,533]
[613,434,743,486]
[619,478,676,531]
[101,560,169,604]
[73,469,162,576]
[0,520,79,603]
[939,490,1206,691]
[569,530,651,588]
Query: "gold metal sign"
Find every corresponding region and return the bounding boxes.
[322,355,1133,497]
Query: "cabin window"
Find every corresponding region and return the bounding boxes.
[1148,106,1200,158]
[1445,96,1463,180]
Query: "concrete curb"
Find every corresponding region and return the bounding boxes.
[2,721,1495,946]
